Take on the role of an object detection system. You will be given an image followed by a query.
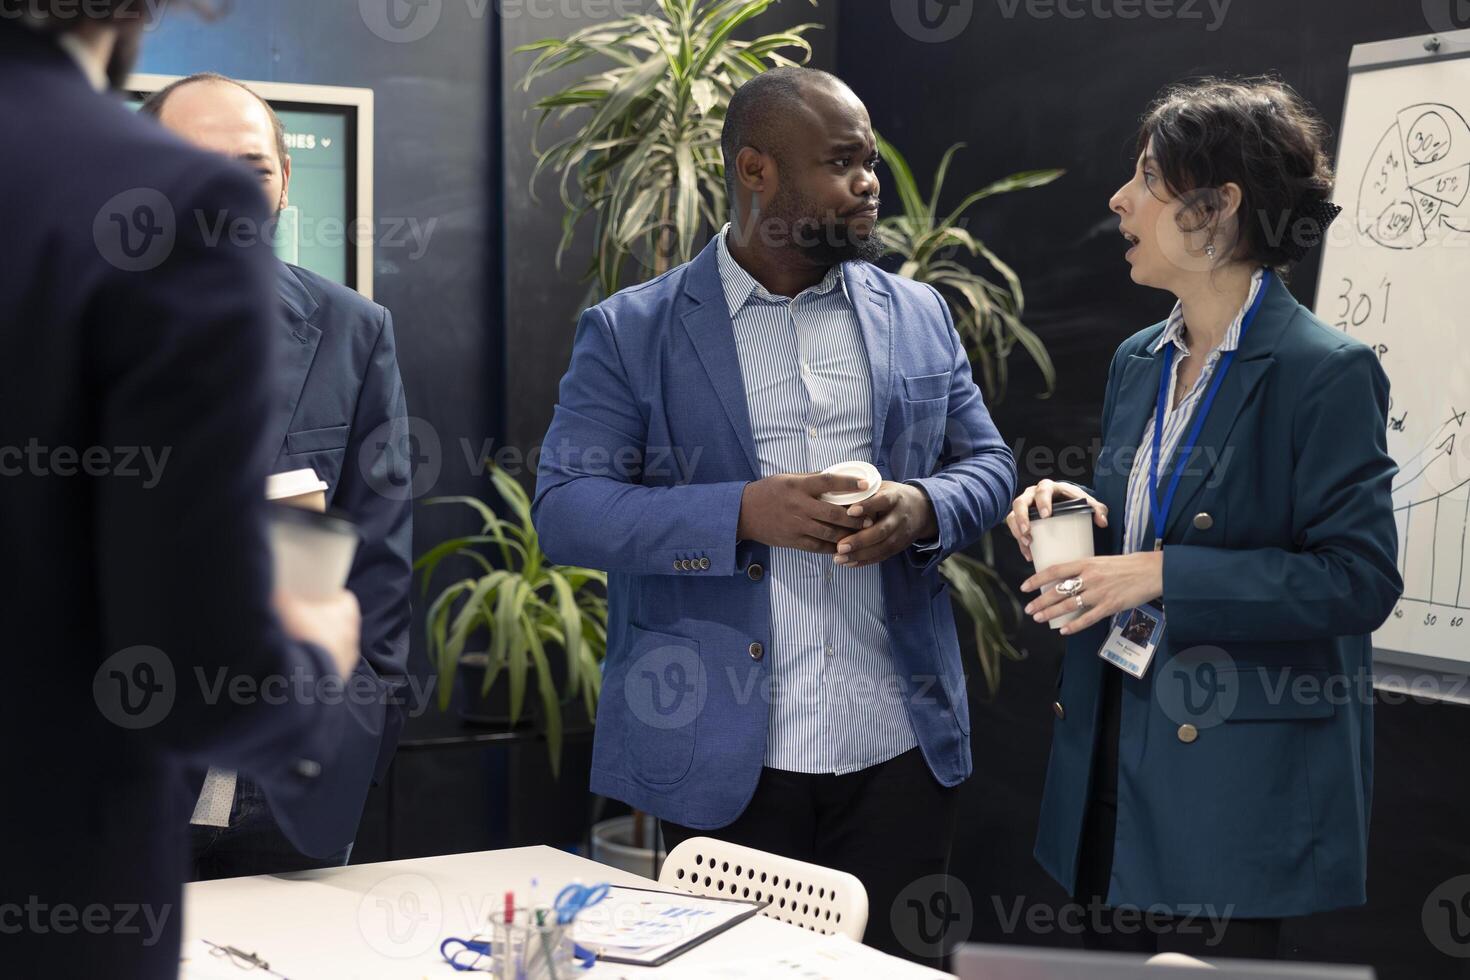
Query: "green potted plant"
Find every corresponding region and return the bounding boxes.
[876,137,1064,694]
[415,465,608,776]
[515,0,821,303]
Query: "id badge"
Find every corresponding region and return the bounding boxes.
[1098,603,1165,679]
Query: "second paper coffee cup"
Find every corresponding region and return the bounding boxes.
[1028,496,1097,630]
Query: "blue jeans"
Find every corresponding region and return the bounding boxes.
[190,777,352,880]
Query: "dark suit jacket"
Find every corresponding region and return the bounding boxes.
[0,24,354,977]
[245,261,412,857]
[1033,274,1402,916]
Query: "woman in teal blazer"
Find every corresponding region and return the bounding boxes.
[1008,79,1402,958]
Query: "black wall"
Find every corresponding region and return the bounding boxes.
[836,4,1470,978]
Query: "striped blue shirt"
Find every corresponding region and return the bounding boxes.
[716,225,919,774]
[1121,269,1264,555]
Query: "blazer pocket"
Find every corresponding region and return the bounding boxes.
[621,625,702,786]
[903,372,950,402]
[1219,665,1336,722]
[285,424,351,455]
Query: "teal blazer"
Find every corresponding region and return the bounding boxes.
[1033,274,1402,917]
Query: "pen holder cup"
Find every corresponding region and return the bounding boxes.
[493,918,576,980]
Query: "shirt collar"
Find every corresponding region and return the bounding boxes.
[714,223,848,318]
[1151,266,1266,357]
[54,33,109,93]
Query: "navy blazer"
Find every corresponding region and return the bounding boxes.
[1033,274,1402,917]
[0,25,356,978]
[533,238,1016,828]
[227,262,412,858]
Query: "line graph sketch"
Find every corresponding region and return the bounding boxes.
[1392,408,1470,612]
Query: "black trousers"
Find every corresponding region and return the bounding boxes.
[190,778,351,881]
[1074,671,1282,960]
[660,747,960,966]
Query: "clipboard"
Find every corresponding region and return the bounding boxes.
[574,884,766,968]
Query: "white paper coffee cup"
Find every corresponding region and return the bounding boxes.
[820,461,881,505]
[1029,496,1097,630]
[267,505,360,599]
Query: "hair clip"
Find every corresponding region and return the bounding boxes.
[1281,196,1341,260]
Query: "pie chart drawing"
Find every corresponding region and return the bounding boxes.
[1357,102,1470,249]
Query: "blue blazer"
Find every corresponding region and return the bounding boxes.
[533,238,1016,828]
[1033,274,1402,917]
[223,262,413,858]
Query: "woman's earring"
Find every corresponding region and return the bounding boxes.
[1205,240,1217,259]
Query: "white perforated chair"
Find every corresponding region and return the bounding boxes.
[657,836,868,941]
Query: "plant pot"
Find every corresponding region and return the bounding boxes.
[455,653,532,728]
[455,652,595,734]
[589,815,664,880]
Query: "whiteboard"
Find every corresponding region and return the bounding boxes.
[1313,30,1470,684]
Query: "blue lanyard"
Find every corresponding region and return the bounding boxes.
[1149,270,1271,546]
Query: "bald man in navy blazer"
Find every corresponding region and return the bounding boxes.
[142,74,414,877]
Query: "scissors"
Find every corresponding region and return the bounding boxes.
[439,935,494,972]
[553,882,610,924]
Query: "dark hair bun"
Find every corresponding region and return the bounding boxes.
[1136,77,1338,270]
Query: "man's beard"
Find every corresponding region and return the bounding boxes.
[105,25,143,91]
[757,182,887,267]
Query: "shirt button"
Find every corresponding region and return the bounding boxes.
[748,642,764,661]
[1177,724,1199,744]
[747,563,764,582]
[808,426,818,437]
[824,644,834,658]
[1053,701,1065,721]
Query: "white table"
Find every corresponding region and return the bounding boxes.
[180,845,948,978]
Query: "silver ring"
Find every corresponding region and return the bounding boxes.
[1074,595,1088,610]
[1057,577,1084,598]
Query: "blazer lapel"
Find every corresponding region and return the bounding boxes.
[1102,349,1165,553]
[266,262,324,461]
[680,241,761,479]
[1159,359,1271,539]
[847,263,894,466]
[1158,275,1294,539]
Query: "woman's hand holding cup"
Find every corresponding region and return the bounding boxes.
[1005,479,1108,563]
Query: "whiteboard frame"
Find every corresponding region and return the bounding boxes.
[1321,28,1470,697]
[126,74,376,301]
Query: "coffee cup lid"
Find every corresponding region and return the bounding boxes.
[267,468,329,501]
[1028,496,1095,522]
[819,461,881,505]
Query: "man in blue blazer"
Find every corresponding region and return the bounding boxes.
[142,74,414,875]
[1,8,362,977]
[534,68,1015,961]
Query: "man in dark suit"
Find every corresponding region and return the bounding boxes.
[0,5,363,977]
[140,73,414,877]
